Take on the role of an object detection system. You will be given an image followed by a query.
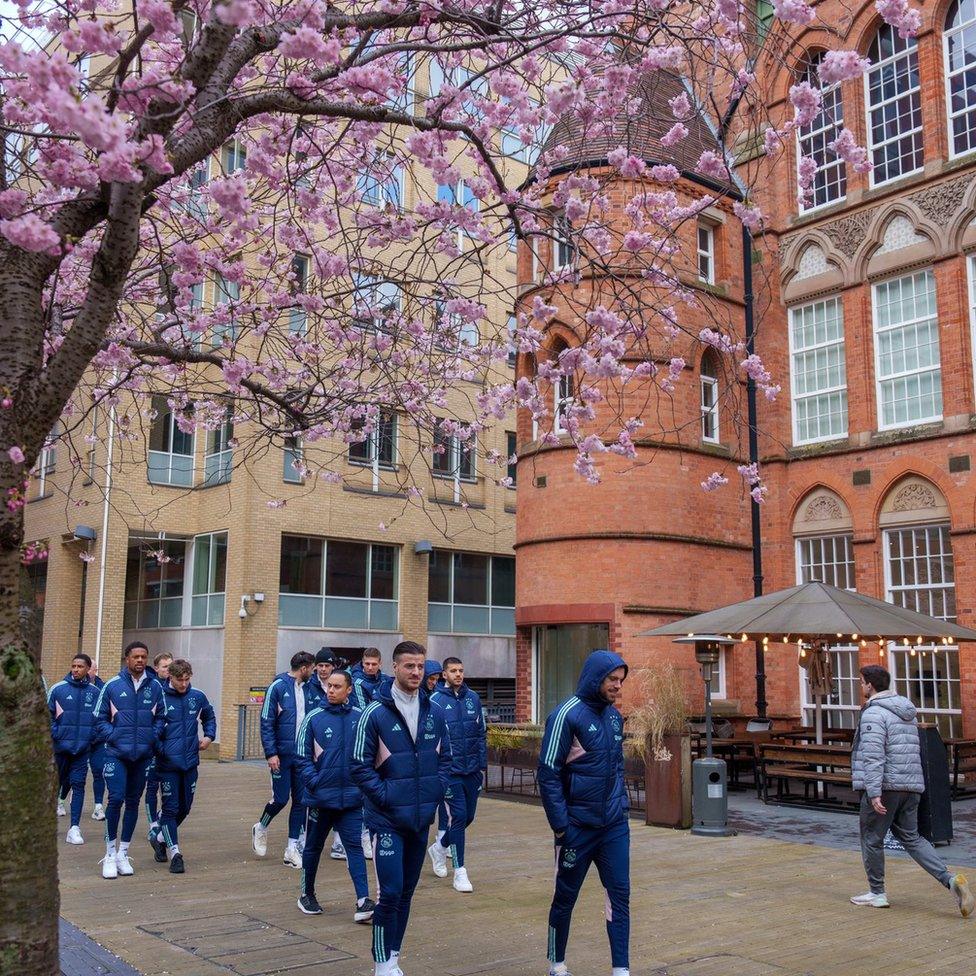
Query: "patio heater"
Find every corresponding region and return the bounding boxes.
[675,635,736,837]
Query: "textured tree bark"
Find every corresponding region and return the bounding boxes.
[0,503,59,976]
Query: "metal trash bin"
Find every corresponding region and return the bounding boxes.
[692,757,734,837]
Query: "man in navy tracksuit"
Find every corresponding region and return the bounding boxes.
[428,656,486,892]
[143,652,173,856]
[538,650,630,976]
[93,641,166,879]
[295,668,376,921]
[155,659,216,874]
[252,651,315,867]
[48,653,99,845]
[307,648,340,709]
[88,668,106,822]
[350,647,384,709]
[352,641,451,976]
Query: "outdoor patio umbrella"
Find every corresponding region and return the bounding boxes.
[638,581,976,743]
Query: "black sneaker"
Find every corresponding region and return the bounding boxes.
[297,894,323,915]
[354,897,375,923]
[169,853,185,874]
[149,832,168,863]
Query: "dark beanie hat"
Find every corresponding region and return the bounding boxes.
[315,648,339,665]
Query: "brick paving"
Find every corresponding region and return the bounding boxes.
[58,762,975,976]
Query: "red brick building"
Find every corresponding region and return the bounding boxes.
[514,2,976,738]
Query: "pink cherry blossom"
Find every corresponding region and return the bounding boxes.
[0,213,61,254]
[772,0,815,26]
[7,446,25,464]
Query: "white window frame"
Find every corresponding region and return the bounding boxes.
[283,435,304,484]
[349,413,398,491]
[203,408,233,487]
[554,372,574,435]
[189,531,227,627]
[944,1,976,160]
[700,360,720,444]
[788,296,848,445]
[358,153,404,209]
[221,138,246,174]
[552,212,576,273]
[883,524,961,737]
[212,274,240,347]
[147,399,195,487]
[796,55,847,214]
[865,26,923,188]
[432,428,476,502]
[289,254,309,335]
[697,221,715,284]
[969,254,976,405]
[427,550,515,637]
[351,275,401,333]
[871,270,942,431]
[34,426,58,497]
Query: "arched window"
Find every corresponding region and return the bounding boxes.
[797,52,847,211]
[866,23,923,185]
[945,0,976,157]
[879,478,959,737]
[700,352,720,443]
[551,339,574,434]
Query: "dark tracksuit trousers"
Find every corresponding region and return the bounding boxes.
[302,806,368,901]
[56,750,90,827]
[144,758,161,827]
[159,767,199,850]
[370,828,428,964]
[90,742,106,806]
[549,818,630,970]
[438,770,482,868]
[260,755,307,839]
[104,755,153,844]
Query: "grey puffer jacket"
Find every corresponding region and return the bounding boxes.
[851,692,925,797]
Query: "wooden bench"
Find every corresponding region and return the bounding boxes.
[952,741,976,799]
[759,743,854,807]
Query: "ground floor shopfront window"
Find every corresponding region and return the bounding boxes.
[533,623,610,722]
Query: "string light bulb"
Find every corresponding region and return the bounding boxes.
[762,636,769,646]
[741,633,747,643]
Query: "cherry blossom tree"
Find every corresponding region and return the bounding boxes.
[0,1,919,970]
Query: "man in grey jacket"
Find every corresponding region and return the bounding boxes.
[851,665,972,916]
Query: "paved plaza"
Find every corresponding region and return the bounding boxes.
[59,762,975,976]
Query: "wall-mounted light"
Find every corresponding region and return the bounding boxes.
[414,540,433,555]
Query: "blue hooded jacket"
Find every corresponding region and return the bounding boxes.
[93,668,166,762]
[306,672,328,709]
[295,701,363,810]
[48,673,98,755]
[350,661,385,709]
[350,678,452,833]
[537,650,629,834]
[260,672,315,759]
[431,682,487,776]
[157,683,217,772]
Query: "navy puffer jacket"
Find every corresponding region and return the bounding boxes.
[350,663,385,710]
[306,672,327,709]
[351,679,452,833]
[157,683,217,772]
[538,650,629,833]
[296,701,362,810]
[48,674,98,755]
[260,672,315,759]
[94,668,166,762]
[431,683,487,776]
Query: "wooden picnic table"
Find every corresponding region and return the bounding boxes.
[771,730,854,744]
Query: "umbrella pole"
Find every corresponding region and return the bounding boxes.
[815,693,824,747]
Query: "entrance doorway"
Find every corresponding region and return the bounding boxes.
[534,623,610,721]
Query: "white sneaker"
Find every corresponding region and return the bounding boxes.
[283,845,302,869]
[252,823,268,857]
[427,842,448,878]
[330,839,347,860]
[66,826,84,845]
[57,799,66,817]
[850,891,889,908]
[362,831,373,860]
[452,866,473,892]
[100,854,118,879]
[91,804,106,821]
[115,851,134,876]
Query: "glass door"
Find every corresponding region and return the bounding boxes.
[535,623,610,722]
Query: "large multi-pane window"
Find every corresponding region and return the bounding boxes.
[289,254,309,335]
[203,407,233,486]
[866,24,923,185]
[945,2,976,157]
[349,413,397,470]
[885,524,960,736]
[797,53,847,210]
[789,297,848,444]
[283,435,304,484]
[428,550,515,635]
[797,533,859,728]
[147,396,194,486]
[700,353,720,443]
[358,153,403,208]
[872,271,942,429]
[279,535,398,630]
[433,426,475,482]
[351,275,401,332]
[190,532,227,626]
[123,539,187,629]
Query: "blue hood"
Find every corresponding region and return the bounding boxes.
[424,660,442,679]
[575,650,628,709]
[373,675,396,703]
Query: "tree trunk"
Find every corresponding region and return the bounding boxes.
[0,500,59,975]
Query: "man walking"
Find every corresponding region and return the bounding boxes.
[295,668,375,922]
[538,650,631,976]
[429,657,486,892]
[850,665,973,916]
[93,641,166,879]
[352,641,451,976]
[155,659,216,874]
[350,647,384,709]
[144,651,173,860]
[48,653,99,844]
[252,651,316,867]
